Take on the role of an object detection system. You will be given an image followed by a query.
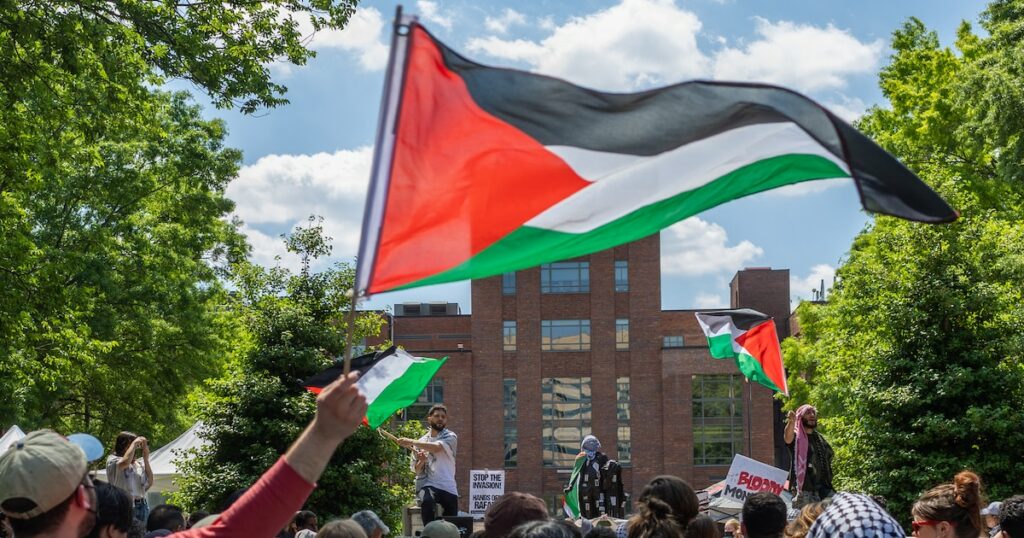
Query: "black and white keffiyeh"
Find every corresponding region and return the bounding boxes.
[807,492,904,538]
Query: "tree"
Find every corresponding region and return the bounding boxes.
[782,3,1024,523]
[173,218,418,530]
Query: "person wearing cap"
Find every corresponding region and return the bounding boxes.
[106,432,154,524]
[1,371,368,538]
[351,509,390,538]
[422,520,461,538]
[984,502,1005,537]
[0,429,100,538]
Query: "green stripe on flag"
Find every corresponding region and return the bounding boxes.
[365,357,447,428]
[734,352,783,393]
[706,333,737,360]
[563,455,584,519]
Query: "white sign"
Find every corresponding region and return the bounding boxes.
[722,454,788,501]
[469,469,505,518]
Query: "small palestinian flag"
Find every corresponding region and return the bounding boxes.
[695,309,788,394]
[563,454,585,519]
[354,15,957,298]
[303,346,446,428]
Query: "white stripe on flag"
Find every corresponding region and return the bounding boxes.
[357,348,417,403]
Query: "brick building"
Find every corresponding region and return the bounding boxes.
[371,234,790,513]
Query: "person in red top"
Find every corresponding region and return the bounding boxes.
[0,371,367,538]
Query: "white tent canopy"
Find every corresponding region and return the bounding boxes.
[0,425,26,452]
[96,422,209,493]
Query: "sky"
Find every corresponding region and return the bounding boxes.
[182,0,989,313]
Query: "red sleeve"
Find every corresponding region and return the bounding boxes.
[176,458,315,538]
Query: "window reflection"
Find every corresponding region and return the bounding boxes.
[542,377,592,466]
[692,374,744,465]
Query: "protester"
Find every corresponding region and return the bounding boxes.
[319,519,369,538]
[146,504,185,535]
[585,526,619,538]
[723,519,741,538]
[1000,496,1024,538]
[484,492,549,538]
[804,492,901,538]
[984,502,1004,537]
[568,435,626,518]
[351,509,390,538]
[510,520,582,538]
[290,510,318,538]
[423,520,463,538]
[911,470,985,538]
[741,492,787,538]
[618,476,699,538]
[783,501,828,538]
[684,515,718,538]
[187,511,211,530]
[625,495,684,538]
[784,406,834,508]
[399,404,459,525]
[85,481,134,538]
[0,370,367,538]
[106,432,155,523]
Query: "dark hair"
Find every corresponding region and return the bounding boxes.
[319,519,369,538]
[85,481,133,538]
[633,475,700,529]
[584,526,619,538]
[684,516,718,538]
[187,511,210,529]
[114,432,138,457]
[428,404,448,417]
[509,520,581,538]
[627,497,685,538]
[1000,496,1024,538]
[912,470,984,538]
[219,488,248,512]
[7,477,81,537]
[147,504,185,532]
[741,492,787,538]
[294,510,318,530]
[485,492,550,538]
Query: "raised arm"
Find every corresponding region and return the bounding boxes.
[783,410,796,444]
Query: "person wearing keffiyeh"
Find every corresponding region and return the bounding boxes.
[784,405,834,508]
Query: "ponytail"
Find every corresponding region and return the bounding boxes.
[912,470,985,538]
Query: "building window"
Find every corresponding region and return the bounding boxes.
[502,272,516,295]
[504,379,517,467]
[692,374,744,465]
[615,260,629,292]
[399,379,444,423]
[663,335,684,348]
[617,377,631,464]
[542,377,592,467]
[503,321,517,351]
[541,262,590,293]
[541,320,591,351]
[616,319,629,350]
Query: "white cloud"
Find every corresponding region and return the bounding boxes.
[271,6,388,76]
[417,1,453,31]
[660,217,763,276]
[485,8,527,34]
[538,16,557,31]
[790,263,836,305]
[822,94,869,123]
[227,147,374,266]
[713,18,883,92]
[694,292,726,309]
[467,0,711,91]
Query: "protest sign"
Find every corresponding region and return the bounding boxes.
[469,469,505,518]
[722,454,788,501]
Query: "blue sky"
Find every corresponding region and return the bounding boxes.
[189,0,988,313]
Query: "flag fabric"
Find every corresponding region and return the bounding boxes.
[355,18,957,298]
[695,309,788,394]
[563,454,585,519]
[303,346,447,428]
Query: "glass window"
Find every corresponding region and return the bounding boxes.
[663,335,684,348]
[614,260,629,292]
[692,375,744,465]
[617,377,631,464]
[399,379,444,423]
[541,262,590,293]
[616,319,629,350]
[504,379,517,467]
[542,377,592,467]
[502,272,516,295]
[541,320,591,351]
[503,320,517,351]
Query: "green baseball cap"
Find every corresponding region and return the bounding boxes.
[421,520,461,538]
[0,430,88,519]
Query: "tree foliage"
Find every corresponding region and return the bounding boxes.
[172,219,416,530]
[783,2,1024,523]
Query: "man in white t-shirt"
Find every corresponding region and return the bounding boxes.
[399,404,458,524]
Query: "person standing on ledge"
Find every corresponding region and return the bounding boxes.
[784,405,834,508]
[398,404,458,524]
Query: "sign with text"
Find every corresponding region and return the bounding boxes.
[469,470,505,518]
[722,454,788,501]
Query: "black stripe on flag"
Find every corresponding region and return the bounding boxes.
[700,308,771,331]
[302,346,398,392]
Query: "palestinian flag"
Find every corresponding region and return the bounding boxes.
[355,17,957,297]
[695,309,788,394]
[563,454,585,519]
[303,346,446,428]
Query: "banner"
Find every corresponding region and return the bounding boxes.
[469,470,505,518]
[722,454,788,501]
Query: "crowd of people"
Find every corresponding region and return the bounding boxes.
[3,375,1024,538]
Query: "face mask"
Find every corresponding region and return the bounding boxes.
[583,449,597,459]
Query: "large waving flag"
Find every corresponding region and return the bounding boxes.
[355,14,957,298]
[303,346,446,428]
[695,309,788,394]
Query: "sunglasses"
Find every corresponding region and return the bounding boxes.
[912,520,956,534]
